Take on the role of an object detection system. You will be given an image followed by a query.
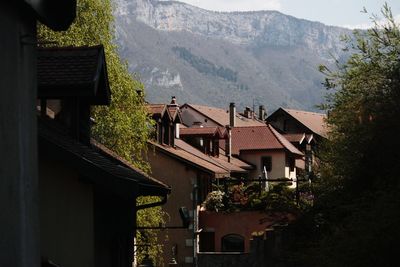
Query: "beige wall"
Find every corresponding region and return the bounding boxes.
[239,150,296,181]
[146,146,211,266]
[39,157,94,267]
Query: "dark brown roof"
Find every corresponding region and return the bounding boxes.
[146,104,166,117]
[37,45,110,105]
[38,117,170,197]
[231,125,303,156]
[179,126,227,138]
[146,104,182,123]
[281,108,327,137]
[182,104,265,127]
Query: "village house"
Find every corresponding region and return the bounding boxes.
[145,98,252,266]
[180,102,304,182]
[267,107,328,173]
[36,45,171,267]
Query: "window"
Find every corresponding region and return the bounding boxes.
[286,155,295,172]
[221,234,244,252]
[261,156,272,172]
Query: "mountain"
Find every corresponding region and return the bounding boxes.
[114,0,351,112]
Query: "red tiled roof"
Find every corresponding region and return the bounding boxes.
[149,138,250,178]
[37,45,110,105]
[282,108,328,137]
[231,125,303,156]
[149,140,229,178]
[182,104,265,127]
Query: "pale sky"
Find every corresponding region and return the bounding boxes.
[175,0,400,29]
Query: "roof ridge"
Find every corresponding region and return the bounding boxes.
[282,107,326,116]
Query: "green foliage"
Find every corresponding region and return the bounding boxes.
[203,190,225,212]
[285,5,400,266]
[204,181,302,213]
[136,196,168,266]
[38,0,165,263]
[38,0,151,170]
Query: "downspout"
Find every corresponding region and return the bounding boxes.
[193,182,199,267]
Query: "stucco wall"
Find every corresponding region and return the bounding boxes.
[239,150,292,180]
[146,145,210,266]
[39,156,94,267]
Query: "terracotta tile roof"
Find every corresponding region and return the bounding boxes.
[213,152,254,172]
[282,108,328,137]
[179,126,227,138]
[37,45,110,105]
[182,104,265,127]
[231,125,303,156]
[38,117,170,196]
[149,140,229,178]
[149,138,250,177]
[175,139,248,174]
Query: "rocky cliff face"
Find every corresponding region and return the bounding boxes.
[114,0,351,111]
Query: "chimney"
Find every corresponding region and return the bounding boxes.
[170,96,177,106]
[244,106,252,118]
[225,125,232,162]
[229,102,236,127]
[259,105,266,121]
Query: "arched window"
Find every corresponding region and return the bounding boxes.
[221,234,244,252]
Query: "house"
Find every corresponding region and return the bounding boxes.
[145,99,252,266]
[230,124,303,181]
[267,107,327,140]
[1,2,76,267]
[267,108,328,173]
[180,102,303,181]
[36,45,171,267]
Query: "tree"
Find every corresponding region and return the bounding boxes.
[38,0,166,264]
[285,4,400,267]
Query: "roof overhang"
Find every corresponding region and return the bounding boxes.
[37,45,111,105]
[39,118,171,199]
[25,0,76,31]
